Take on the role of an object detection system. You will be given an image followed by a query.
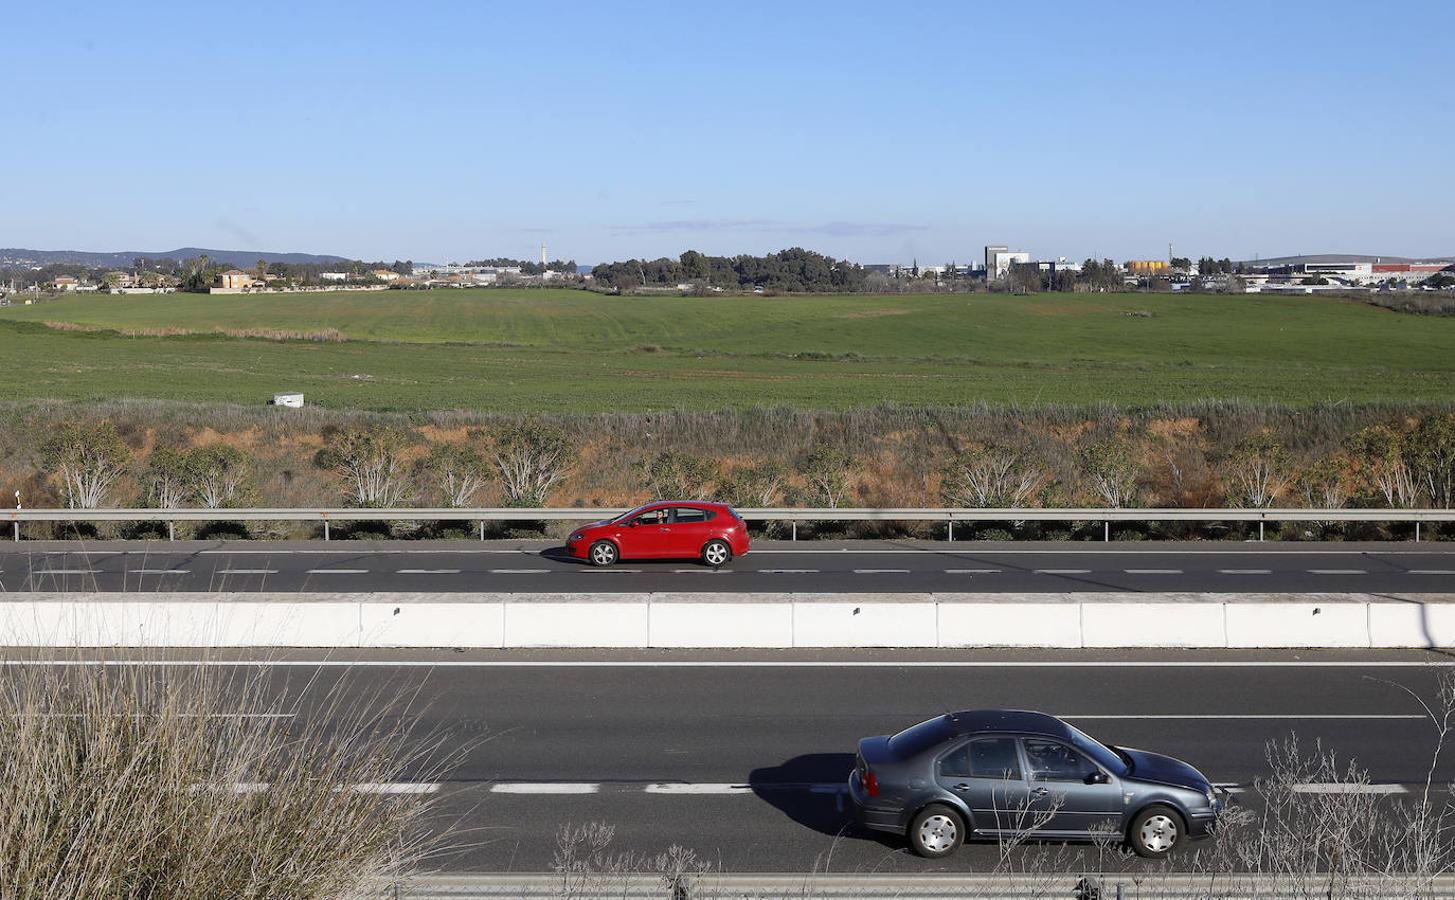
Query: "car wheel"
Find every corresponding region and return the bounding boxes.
[1128,805,1182,859]
[588,540,618,567]
[701,539,732,568]
[908,804,964,859]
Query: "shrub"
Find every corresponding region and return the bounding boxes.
[315,427,416,507]
[186,444,254,509]
[423,441,491,508]
[643,450,719,500]
[492,421,573,507]
[40,421,130,509]
[942,445,1042,508]
[800,446,854,508]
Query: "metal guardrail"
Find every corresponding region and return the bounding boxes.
[7,506,1455,541]
[386,871,1455,899]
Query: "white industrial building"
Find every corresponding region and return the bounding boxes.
[985,245,1031,279]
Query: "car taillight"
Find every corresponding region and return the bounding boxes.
[864,769,879,797]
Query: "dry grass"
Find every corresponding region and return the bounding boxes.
[0,656,459,899]
[40,321,347,342]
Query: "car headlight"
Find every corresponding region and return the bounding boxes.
[1206,788,1218,807]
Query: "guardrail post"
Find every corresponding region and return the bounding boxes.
[1259,520,1265,542]
[1416,522,1421,542]
[948,519,954,542]
[479,520,485,541]
[11,521,16,542]
[1104,521,1109,542]
[791,521,797,541]
[168,521,174,542]
[323,515,330,541]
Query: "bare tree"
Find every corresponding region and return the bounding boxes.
[801,446,854,508]
[145,447,190,510]
[643,450,719,500]
[493,422,573,507]
[315,427,415,508]
[40,421,130,509]
[1349,424,1419,508]
[942,444,1042,508]
[423,442,491,508]
[1080,435,1140,508]
[1223,432,1290,508]
[186,445,253,509]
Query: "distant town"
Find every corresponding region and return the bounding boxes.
[2,243,1453,304]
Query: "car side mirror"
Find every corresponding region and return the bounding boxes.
[627,520,638,528]
[1086,771,1109,785]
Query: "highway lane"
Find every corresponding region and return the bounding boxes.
[15,648,1455,873]
[1,539,1454,593]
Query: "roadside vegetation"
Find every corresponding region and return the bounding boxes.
[1,289,1453,410]
[0,656,456,899]
[3,401,1453,540]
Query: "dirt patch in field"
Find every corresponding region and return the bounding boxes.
[1146,417,1203,440]
[835,308,914,319]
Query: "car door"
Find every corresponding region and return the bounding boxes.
[936,736,1030,835]
[1019,737,1123,837]
[668,506,713,557]
[618,507,674,558]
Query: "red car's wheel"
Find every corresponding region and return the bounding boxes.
[701,539,732,568]
[588,540,619,567]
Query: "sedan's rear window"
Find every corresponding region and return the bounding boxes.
[673,507,714,523]
[888,716,953,759]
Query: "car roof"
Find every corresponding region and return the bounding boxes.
[645,500,728,508]
[944,709,1073,740]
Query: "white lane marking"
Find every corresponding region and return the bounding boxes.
[218,568,279,575]
[1125,569,1183,574]
[30,569,96,575]
[490,782,599,794]
[645,782,754,794]
[396,569,461,575]
[197,549,530,555]
[489,569,550,574]
[1309,569,1367,575]
[671,568,729,574]
[752,549,1452,556]
[1293,783,1408,795]
[583,568,642,574]
[1219,569,1272,575]
[1065,714,1424,720]
[1409,570,1455,575]
[758,569,819,574]
[348,782,441,794]
[307,568,369,574]
[945,568,1002,574]
[15,660,1455,669]
[854,569,910,574]
[132,568,190,575]
[1034,568,1091,575]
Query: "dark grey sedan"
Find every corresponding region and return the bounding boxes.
[847,710,1224,859]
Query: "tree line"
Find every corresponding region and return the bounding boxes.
[591,248,867,293]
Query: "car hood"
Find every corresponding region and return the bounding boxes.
[1120,747,1211,792]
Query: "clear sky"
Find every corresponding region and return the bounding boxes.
[4,0,1452,265]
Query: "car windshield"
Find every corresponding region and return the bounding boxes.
[1067,724,1131,776]
[887,716,953,759]
[609,504,654,523]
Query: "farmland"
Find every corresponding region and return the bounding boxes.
[0,288,1451,412]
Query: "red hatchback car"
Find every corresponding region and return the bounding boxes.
[565,501,750,567]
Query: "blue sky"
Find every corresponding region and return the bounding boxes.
[4,0,1452,264]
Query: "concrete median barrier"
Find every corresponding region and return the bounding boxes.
[0,592,1452,649]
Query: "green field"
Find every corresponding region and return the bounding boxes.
[1,288,1451,411]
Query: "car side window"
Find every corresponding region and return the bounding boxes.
[1022,739,1098,783]
[672,507,711,523]
[940,737,1021,780]
[633,509,666,526]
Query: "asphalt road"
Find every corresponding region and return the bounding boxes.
[19,647,1455,874]
[2,539,1454,593]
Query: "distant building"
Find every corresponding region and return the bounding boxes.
[271,392,305,408]
[52,276,78,290]
[985,245,1031,279]
[319,272,349,282]
[217,270,254,290]
[1126,260,1170,274]
[369,269,401,282]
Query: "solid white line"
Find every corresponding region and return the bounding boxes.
[396,569,461,575]
[854,569,909,574]
[218,568,278,575]
[1125,569,1183,575]
[1293,783,1408,795]
[490,782,599,794]
[1219,569,1271,575]
[307,568,369,574]
[1065,714,1424,720]
[132,568,190,575]
[645,782,754,794]
[12,659,1455,669]
[1309,569,1367,575]
[1035,569,1091,575]
[348,782,441,794]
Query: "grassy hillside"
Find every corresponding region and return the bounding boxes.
[1,288,1451,411]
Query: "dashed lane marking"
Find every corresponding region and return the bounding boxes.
[396,569,461,575]
[1309,569,1367,575]
[217,569,279,575]
[132,568,190,575]
[1409,570,1455,575]
[1219,569,1272,575]
[1034,569,1091,575]
[1125,569,1183,574]
[30,569,97,575]
[490,782,599,794]
[853,569,910,574]
[307,568,369,574]
[757,569,820,574]
[946,568,1002,574]
[489,569,550,574]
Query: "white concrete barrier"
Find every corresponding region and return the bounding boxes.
[0,592,1452,649]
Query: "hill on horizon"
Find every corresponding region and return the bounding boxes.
[0,247,352,268]
[1242,253,1455,266]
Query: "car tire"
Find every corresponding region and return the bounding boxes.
[1128,804,1183,859]
[908,804,964,859]
[701,539,732,568]
[588,540,618,567]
